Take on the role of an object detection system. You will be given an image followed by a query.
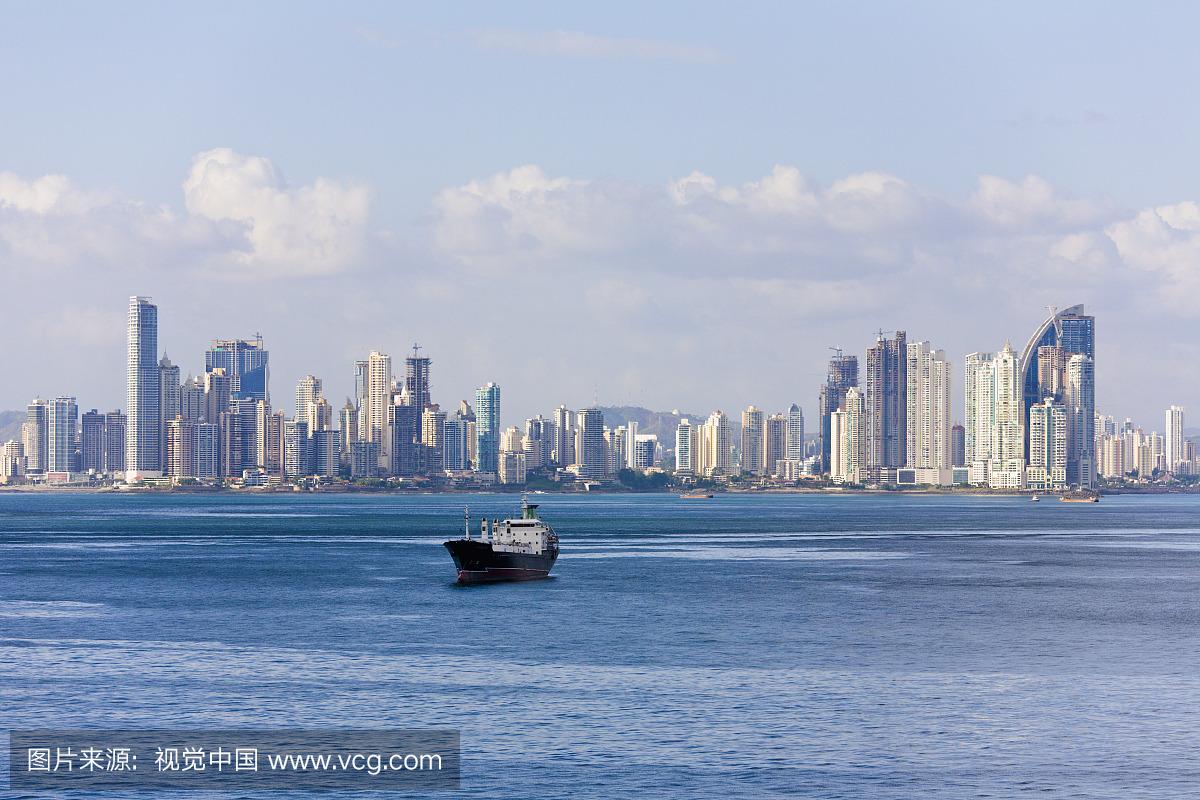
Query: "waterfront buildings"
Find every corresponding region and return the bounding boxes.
[126,296,161,479]
[366,351,392,473]
[906,342,952,471]
[785,404,804,462]
[819,352,858,473]
[865,331,907,475]
[765,413,786,477]
[741,406,765,476]
[475,382,500,476]
[1166,406,1186,474]
[206,338,269,403]
[1027,400,1068,490]
[47,396,77,473]
[24,399,48,475]
[675,418,695,476]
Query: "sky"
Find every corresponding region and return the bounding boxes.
[2,1,1199,431]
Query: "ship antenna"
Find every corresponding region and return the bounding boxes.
[464,506,470,539]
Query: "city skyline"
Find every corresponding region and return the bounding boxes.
[3,6,1200,428]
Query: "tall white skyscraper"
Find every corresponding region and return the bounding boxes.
[785,404,804,461]
[675,419,695,475]
[1166,406,1186,474]
[366,352,392,473]
[989,341,1025,489]
[907,343,952,470]
[553,405,575,467]
[126,296,161,479]
[964,351,994,465]
[1028,400,1067,490]
[700,411,731,477]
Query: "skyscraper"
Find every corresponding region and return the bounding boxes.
[366,351,392,473]
[1019,304,1094,463]
[741,406,765,476]
[785,404,804,461]
[1166,406,1186,474]
[405,347,432,410]
[576,407,605,479]
[553,405,575,467]
[865,331,907,473]
[159,354,180,471]
[1028,400,1068,490]
[675,418,695,476]
[475,382,500,475]
[963,351,994,465]
[700,411,731,477]
[126,296,160,479]
[207,338,270,403]
[906,343,952,470]
[1065,355,1095,488]
[25,399,48,475]
[47,396,78,473]
[988,341,1025,489]
[819,353,858,474]
[296,376,322,432]
[765,413,786,476]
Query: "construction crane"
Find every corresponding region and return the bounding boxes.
[829,346,843,360]
[874,329,894,340]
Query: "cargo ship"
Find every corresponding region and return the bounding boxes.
[444,497,559,584]
[1061,489,1101,503]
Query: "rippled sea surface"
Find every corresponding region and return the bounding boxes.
[4,491,1200,798]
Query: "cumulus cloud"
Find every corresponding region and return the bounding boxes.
[469,29,730,63]
[0,149,372,281]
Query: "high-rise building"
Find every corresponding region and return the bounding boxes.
[950,424,966,468]
[700,411,731,477]
[475,383,500,475]
[675,418,695,476]
[284,419,309,477]
[865,331,907,473]
[576,407,605,479]
[765,413,786,476]
[202,369,231,424]
[206,338,269,403]
[354,360,369,441]
[1028,400,1068,490]
[81,410,106,473]
[423,408,446,472]
[159,355,180,470]
[24,399,48,475]
[633,436,657,470]
[166,417,196,479]
[366,351,392,473]
[553,405,574,467]
[444,414,472,471]
[390,403,421,477]
[195,422,219,479]
[1,440,24,480]
[126,296,160,479]
[180,375,204,422]
[1099,434,1124,479]
[906,343,952,470]
[838,387,867,483]
[819,353,858,474]
[405,348,432,410]
[339,399,359,461]
[963,351,994,465]
[296,376,323,432]
[988,341,1025,489]
[1019,304,1094,462]
[741,406,765,476]
[1066,355,1095,488]
[785,404,804,461]
[47,396,78,473]
[1166,406,1186,474]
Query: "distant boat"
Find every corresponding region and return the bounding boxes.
[680,493,713,499]
[1030,495,1040,502]
[1061,489,1100,503]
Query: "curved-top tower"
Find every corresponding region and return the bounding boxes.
[1018,304,1095,486]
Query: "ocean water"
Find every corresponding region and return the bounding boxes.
[3,491,1200,798]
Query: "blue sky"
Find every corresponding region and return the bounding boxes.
[2,2,1198,429]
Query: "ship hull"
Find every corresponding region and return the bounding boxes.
[444,539,558,584]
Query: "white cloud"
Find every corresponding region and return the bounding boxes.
[183,148,372,276]
[469,29,730,63]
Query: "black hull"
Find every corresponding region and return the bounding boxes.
[444,539,559,584]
